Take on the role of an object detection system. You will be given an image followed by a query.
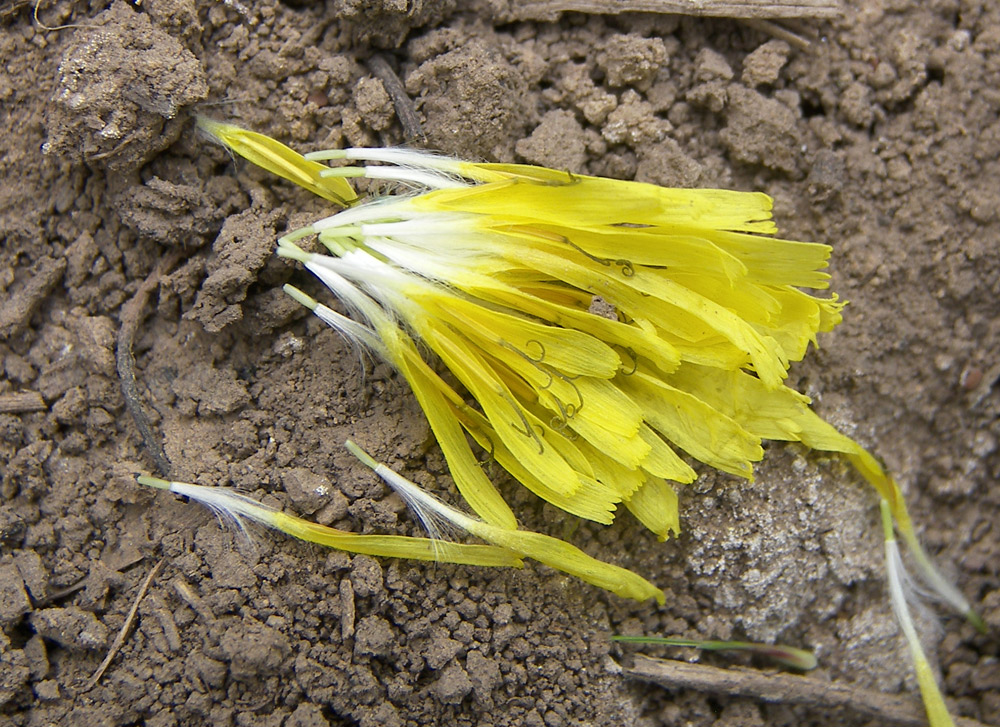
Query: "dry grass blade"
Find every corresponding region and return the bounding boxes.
[622,655,988,727]
[741,18,815,50]
[82,559,166,692]
[0,392,46,414]
[116,252,180,478]
[504,0,841,22]
[367,54,425,142]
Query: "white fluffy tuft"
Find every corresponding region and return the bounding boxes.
[372,463,479,549]
[167,481,275,548]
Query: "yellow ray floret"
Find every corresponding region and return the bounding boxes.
[345,441,665,604]
[137,476,520,568]
[196,117,358,206]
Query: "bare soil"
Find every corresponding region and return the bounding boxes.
[1,1,998,726]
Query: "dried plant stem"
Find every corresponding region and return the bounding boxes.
[503,0,841,22]
[367,54,424,142]
[742,17,814,50]
[0,392,46,414]
[82,559,165,692]
[622,655,987,727]
[116,252,180,478]
[0,0,30,22]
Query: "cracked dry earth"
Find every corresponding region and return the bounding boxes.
[1,1,999,726]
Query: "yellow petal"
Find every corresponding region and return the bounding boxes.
[495,223,750,283]
[637,425,698,484]
[196,117,358,206]
[695,225,833,289]
[621,368,763,478]
[473,281,682,374]
[391,335,520,530]
[624,476,680,541]
[572,438,647,499]
[459,409,621,523]
[420,319,583,495]
[422,293,621,378]
[422,173,776,234]
[498,242,789,386]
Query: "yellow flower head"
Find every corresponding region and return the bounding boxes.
[191,117,974,603]
[163,117,978,727]
[274,140,849,540]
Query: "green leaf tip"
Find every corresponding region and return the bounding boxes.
[319,167,366,179]
[879,498,895,542]
[966,609,987,634]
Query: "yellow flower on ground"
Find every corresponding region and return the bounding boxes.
[161,118,979,727]
[194,118,974,616]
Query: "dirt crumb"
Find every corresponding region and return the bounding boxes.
[694,48,734,83]
[219,615,292,680]
[144,0,202,41]
[431,661,473,705]
[354,614,395,658]
[13,552,49,603]
[0,635,30,708]
[465,649,502,704]
[45,0,207,173]
[597,34,668,90]
[721,85,802,175]
[557,63,618,126]
[111,173,235,250]
[0,257,66,340]
[169,361,249,415]
[349,555,385,599]
[839,81,876,127]
[0,563,31,627]
[22,636,49,682]
[602,89,671,148]
[353,76,395,132]
[635,138,708,188]
[186,207,283,331]
[742,40,790,87]
[405,34,530,160]
[684,48,736,114]
[515,109,588,172]
[287,702,331,727]
[332,0,456,48]
[282,467,332,515]
[29,607,110,652]
[715,701,765,727]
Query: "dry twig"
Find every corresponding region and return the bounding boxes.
[82,559,165,692]
[0,391,46,414]
[172,576,216,624]
[367,54,424,142]
[742,17,815,50]
[502,0,841,22]
[622,655,989,727]
[116,252,180,478]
